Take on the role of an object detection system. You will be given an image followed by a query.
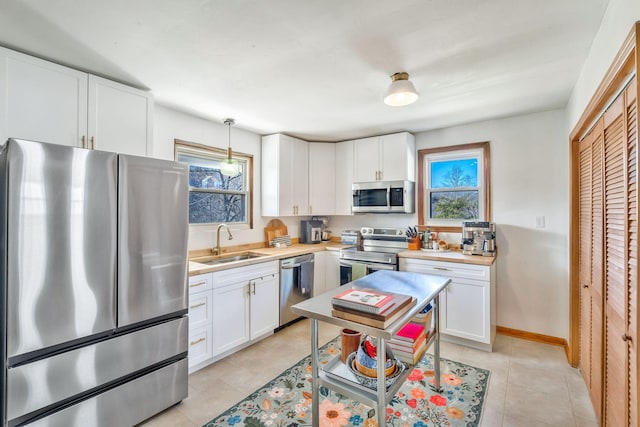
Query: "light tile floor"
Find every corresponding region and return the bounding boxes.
[140,320,598,427]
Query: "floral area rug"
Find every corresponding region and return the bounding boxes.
[204,336,490,427]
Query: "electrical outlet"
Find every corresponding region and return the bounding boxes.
[535,215,545,228]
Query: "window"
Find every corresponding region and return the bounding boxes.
[174,139,253,227]
[418,141,490,231]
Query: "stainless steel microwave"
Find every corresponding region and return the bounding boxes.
[352,180,415,213]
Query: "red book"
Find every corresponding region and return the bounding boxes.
[389,332,427,353]
[393,322,425,342]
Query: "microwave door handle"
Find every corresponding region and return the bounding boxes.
[386,185,391,208]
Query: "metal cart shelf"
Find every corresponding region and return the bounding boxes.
[291,270,451,426]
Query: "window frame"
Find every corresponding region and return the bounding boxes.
[174,138,254,229]
[418,141,491,232]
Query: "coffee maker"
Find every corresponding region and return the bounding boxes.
[300,219,323,244]
[461,221,496,256]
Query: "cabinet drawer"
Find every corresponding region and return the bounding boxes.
[212,261,279,287]
[189,272,213,293]
[188,290,213,329]
[400,258,489,281]
[188,325,213,369]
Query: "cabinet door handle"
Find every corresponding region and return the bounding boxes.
[252,281,256,295]
[81,135,87,149]
[378,170,382,180]
[622,334,632,342]
[583,284,589,288]
[310,205,312,214]
[190,337,206,346]
[433,267,450,271]
[190,302,206,309]
[189,281,207,288]
[90,136,95,150]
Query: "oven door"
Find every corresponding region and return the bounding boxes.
[339,259,397,285]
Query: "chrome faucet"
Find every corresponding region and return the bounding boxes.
[213,223,233,255]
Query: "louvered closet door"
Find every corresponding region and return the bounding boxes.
[579,131,593,391]
[591,120,605,419]
[603,82,638,427]
[625,78,637,427]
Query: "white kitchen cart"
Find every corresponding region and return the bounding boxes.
[291,270,451,426]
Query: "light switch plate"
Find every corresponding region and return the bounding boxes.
[535,215,545,228]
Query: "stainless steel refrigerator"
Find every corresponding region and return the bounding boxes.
[0,139,190,426]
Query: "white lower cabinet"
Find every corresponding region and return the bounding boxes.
[313,250,341,297]
[399,258,496,351]
[249,273,280,338]
[188,325,213,369]
[212,280,252,355]
[188,262,279,373]
[313,251,326,297]
[325,250,341,292]
[211,261,280,358]
[188,273,214,371]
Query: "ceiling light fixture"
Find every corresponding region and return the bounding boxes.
[383,72,419,107]
[219,118,239,176]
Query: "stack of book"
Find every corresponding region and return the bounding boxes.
[331,288,416,329]
[388,322,428,365]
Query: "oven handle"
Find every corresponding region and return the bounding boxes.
[339,259,397,271]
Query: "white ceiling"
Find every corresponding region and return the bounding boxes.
[0,0,609,141]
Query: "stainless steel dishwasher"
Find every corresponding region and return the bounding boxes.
[279,253,314,326]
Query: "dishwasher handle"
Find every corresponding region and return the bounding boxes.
[282,262,305,269]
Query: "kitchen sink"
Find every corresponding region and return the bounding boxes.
[201,253,264,265]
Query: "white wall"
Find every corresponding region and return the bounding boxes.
[567,0,640,131]
[420,110,569,339]
[332,109,570,339]
[153,105,310,251]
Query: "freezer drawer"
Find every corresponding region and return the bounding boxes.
[7,318,187,423]
[117,154,189,327]
[24,359,188,427]
[4,139,118,359]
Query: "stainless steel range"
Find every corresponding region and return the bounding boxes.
[339,227,408,285]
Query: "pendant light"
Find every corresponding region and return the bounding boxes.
[220,118,239,176]
[383,72,419,106]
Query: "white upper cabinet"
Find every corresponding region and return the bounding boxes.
[0,47,88,148]
[353,136,380,182]
[88,75,153,156]
[0,46,153,156]
[335,140,353,215]
[262,134,309,216]
[308,142,336,215]
[353,132,415,182]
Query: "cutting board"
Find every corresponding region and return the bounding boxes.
[264,219,288,244]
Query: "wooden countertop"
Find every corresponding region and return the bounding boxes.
[398,249,496,266]
[188,242,352,275]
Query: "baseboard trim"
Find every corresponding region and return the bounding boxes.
[496,326,568,353]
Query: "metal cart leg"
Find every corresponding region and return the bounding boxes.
[311,319,319,426]
[376,336,386,426]
[433,294,442,393]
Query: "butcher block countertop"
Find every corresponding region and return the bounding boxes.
[188,243,351,275]
[398,249,496,266]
